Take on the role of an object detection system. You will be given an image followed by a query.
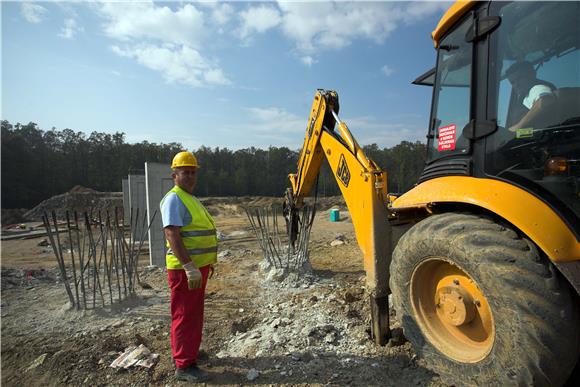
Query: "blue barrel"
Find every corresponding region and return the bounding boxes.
[330,209,340,222]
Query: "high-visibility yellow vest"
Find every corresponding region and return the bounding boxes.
[162,186,217,270]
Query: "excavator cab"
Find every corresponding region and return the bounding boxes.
[417,1,580,231]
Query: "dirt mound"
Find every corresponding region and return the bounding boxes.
[0,208,29,226]
[68,185,98,194]
[24,190,122,221]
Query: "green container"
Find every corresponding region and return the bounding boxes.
[330,209,340,222]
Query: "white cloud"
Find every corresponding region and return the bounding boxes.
[301,56,317,67]
[21,3,47,24]
[93,1,448,85]
[272,1,449,60]
[95,2,206,49]
[206,2,234,26]
[402,1,452,24]
[94,1,232,88]
[277,2,397,52]
[59,18,83,39]
[237,5,281,40]
[381,64,394,77]
[111,44,231,88]
[246,107,305,133]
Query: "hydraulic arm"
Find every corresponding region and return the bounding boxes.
[285,90,393,344]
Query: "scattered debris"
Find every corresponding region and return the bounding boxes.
[331,234,347,246]
[109,344,159,369]
[228,230,248,238]
[37,239,50,247]
[26,353,48,372]
[246,368,260,381]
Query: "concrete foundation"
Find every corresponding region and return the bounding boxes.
[128,174,146,241]
[122,178,129,225]
[145,162,173,267]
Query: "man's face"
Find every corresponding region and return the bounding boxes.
[508,74,526,92]
[173,166,198,193]
[508,69,534,94]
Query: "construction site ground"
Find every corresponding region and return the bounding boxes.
[1,197,446,386]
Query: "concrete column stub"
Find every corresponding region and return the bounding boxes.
[122,178,130,225]
[127,174,146,240]
[145,162,173,267]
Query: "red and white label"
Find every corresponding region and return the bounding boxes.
[438,124,456,151]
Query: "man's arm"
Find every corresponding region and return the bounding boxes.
[510,92,556,131]
[164,226,202,289]
[164,226,194,266]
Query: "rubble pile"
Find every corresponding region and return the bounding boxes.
[24,186,122,221]
[259,260,318,289]
[217,276,402,361]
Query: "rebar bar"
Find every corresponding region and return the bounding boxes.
[42,207,156,310]
[65,211,80,309]
[245,204,316,270]
[73,211,88,309]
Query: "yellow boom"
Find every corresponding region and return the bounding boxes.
[287,89,392,344]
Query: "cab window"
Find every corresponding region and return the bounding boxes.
[487,1,580,223]
[427,15,472,162]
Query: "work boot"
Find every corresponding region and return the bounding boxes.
[175,364,209,382]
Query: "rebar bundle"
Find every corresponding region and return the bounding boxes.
[245,205,315,270]
[41,208,157,310]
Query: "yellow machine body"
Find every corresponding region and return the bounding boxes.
[393,177,580,263]
[431,0,475,47]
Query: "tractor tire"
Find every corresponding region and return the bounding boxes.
[390,212,579,386]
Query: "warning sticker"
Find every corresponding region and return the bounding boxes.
[438,124,457,151]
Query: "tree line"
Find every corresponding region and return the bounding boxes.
[1,120,426,209]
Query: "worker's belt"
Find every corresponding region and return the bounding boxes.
[167,246,218,256]
[180,229,216,237]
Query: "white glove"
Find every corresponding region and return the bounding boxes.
[183,262,202,290]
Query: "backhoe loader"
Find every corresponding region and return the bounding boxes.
[284,1,579,385]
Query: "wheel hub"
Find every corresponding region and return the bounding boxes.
[410,257,495,363]
[436,285,476,326]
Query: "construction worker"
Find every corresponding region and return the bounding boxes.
[160,151,217,382]
[505,61,556,132]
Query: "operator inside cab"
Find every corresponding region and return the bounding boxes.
[505,61,556,132]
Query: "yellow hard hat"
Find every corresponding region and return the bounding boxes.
[171,151,199,169]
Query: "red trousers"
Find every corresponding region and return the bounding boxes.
[167,265,210,369]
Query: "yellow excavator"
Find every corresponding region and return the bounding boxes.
[284,1,579,385]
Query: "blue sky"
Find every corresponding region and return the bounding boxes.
[2,1,450,150]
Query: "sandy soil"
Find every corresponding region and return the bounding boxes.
[1,199,447,386]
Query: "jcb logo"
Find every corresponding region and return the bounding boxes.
[336,154,350,187]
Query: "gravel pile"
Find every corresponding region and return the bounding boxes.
[24,189,122,221]
[216,275,397,361]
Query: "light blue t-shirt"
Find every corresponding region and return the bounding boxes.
[160,192,192,228]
